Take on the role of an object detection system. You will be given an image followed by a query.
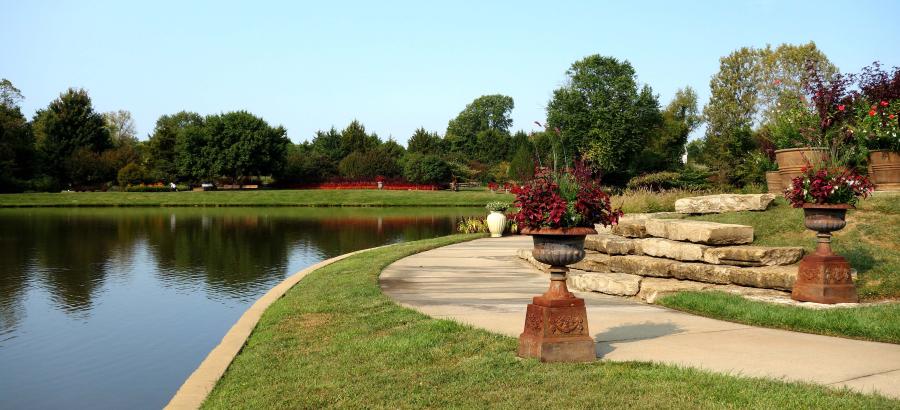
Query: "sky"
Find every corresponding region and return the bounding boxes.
[3,0,899,145]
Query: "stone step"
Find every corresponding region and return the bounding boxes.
[644,219,753,245]
[703,246,805,266]
[637,277,789,303]
[639,237,708,262]
[675,193,776,214]
[585,233,639,255]
[571,251,612,272]
[568,271,642,296]
[605,254,796,290]
[606,212,682,237]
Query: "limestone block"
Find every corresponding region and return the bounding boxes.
[611,219,649,238]
[644,219,753,245]
[702,246,805,266]
[725,264,796,291]
[571,251,612,272]
[639,238,708,262]
[637,278,719,303]
[585,233,638,255]
[608,255,675,277]
[675,194,777,214]
[637,277,790,303]
[568,271,642,296]
[668,262,732,284]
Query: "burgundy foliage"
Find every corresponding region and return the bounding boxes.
[784,166,874,208]
[512,162,621,229]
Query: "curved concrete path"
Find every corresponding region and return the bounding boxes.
[381,236,900,399]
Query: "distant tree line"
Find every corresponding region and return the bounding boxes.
[0,41,839,192]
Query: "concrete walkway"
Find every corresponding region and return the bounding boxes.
[380,236,900,399]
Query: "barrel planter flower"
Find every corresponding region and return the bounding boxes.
[775,147,828,189]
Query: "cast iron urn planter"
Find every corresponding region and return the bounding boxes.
[517,226,597,362]
[792,204,858,304]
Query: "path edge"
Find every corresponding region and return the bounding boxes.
[164,246,381,410]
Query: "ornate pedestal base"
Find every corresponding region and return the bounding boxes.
[793,254,858,304]
[517,269,595,362]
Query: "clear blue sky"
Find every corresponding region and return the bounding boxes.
[3,0,898,144]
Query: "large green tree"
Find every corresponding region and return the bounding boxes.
[636,87,701,172]
[446,94,514,142]
[0,79,34,191]
[546,55,661,179]
[340,120,379,155]
[701,42,834,182]
[406,127,444,155]
[147,111,204,181]
[203,111,290,182]
[33,88,111,184]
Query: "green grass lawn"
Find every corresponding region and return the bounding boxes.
[659,292,900,344]
[658,194,900,343]
[0,189,514,207]
[202,235,896,408]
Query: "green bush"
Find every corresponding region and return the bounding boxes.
[117,162,147,187]
[338,150,401,180]
[626,169,712,192]
[403,154,451,185]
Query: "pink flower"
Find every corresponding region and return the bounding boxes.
[774,79,782,85]
[881,100,890,107]
[890,114,896,120]
[837,105,845,111]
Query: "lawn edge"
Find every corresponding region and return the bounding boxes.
[165,246,386,409]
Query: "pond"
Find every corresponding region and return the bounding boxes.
[0,207,483,409]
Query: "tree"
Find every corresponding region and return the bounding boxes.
[637,87,701,172]
[147,111,204,181]
[407,127,444,155]
[474,129,509,164]
[378,138,406,160]
[33,88,111,184]
[102,110,138,147]
[338,150,401,180]
[700,43,834,182]
[117,162,147,187]
[446,94,514,140]
[403,153,451,185]
[340,120,379,155]
[203,111,290,182]
[0,80,34,191]
[0,79,24,109]
[546,55,661,179]
[310,127,344,164]
[174,123,212,181]
[508,144,535,183]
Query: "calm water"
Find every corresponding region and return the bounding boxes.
[0,207,481,409]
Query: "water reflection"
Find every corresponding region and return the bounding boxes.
[0,207,480,409]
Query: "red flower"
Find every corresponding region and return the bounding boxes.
[869,110,877,116]
[773,79,782,85]
[881,100,890,107]
[891,114,896,119]
[837,104,845,111]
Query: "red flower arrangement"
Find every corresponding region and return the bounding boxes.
[784,166,874,208]
[512,162,621,229]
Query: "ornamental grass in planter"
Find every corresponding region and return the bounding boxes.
[511,162,620,362]
[784,166,874,304]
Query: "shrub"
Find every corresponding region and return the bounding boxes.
[339,150,401,180]
[626,169,713,191]
[403,154,451,185]
[626,171,682,191]
[117,162,147,187]
[456,217,487,234]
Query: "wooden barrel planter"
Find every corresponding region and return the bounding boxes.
[775,147,827,187]
[868,149,900,191]
[765,171,782,193]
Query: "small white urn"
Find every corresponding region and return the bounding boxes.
[486,211,507,238]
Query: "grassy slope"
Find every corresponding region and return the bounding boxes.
[658,194,900,343]
[203,235,896,408]
[686,195,900,300]
[0,189,514,207]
